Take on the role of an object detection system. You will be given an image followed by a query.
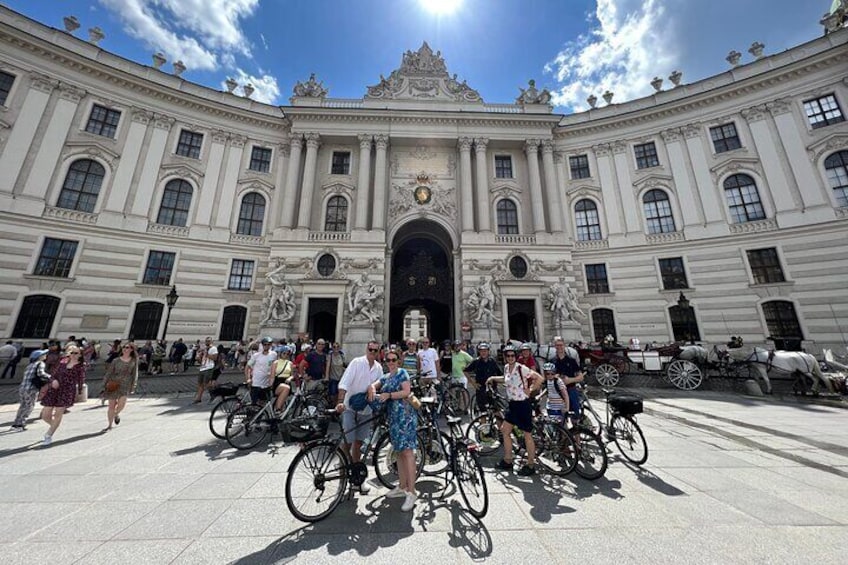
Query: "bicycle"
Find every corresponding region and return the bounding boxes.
[413,374,472,418]
[284,405,424,523]
[577,384,648,465]
[224,379,326,450]
[208,382,250,439]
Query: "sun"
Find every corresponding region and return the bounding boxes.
[419,0,463,15]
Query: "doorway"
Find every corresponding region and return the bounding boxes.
[307,298,338,342]
[507,299,536,342]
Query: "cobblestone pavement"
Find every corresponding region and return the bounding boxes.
[0,383,846,564]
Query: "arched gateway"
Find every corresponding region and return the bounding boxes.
[388,220,455,344]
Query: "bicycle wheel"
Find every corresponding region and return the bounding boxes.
[373,431,425,488]
[420,428,450,476]
[445,385,471,416]
[573,428,608,480]
[465,414,502,456]
[610,414,648,465]
[535,422,578,476]
[455,445,488,518]
[581,402,603,437]
[209,397,240,439]
[298,395,326,418]
[285,441,348,523]
[225,404,269,450]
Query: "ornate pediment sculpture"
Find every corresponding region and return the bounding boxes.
[292,73,328,99]
[516,79,552,105]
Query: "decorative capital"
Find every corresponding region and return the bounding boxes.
[212,130,229,144]
[58,84,86,103]
[358,134,373,149]
[289,135,303,151]
[374,134,389,149]
[277,139,291,156]
[593,143,612,157]
[228,134,247,148]
[611,140,628,154]
[458,137,473,151]
[741,105,768,123]
[153,115,175,131]
[660,128,682,143]
[304,132,321,148]
[541,139,555,154]
[473,137,489,151]
[131,108,153,125]
[553,151,564,164]
[681,123,702,139]
[29,73,58,94]
[766,99,792,116]
[524,139,540,153]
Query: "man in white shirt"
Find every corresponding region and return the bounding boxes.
[247,337,278,404]
[417,337,439,382]
[0,340,17,379]
[193,337,219,403]
[336,340,383,494]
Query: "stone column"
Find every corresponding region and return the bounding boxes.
[21,85,85,199]
[105,109,151,213]
[611,141,641,234]
[130,115,173,216]
[681,126,723,224]
[372,135,389,230]
[281,135,303,229]
[553,151,572,239]
[593,144,624,236]
[474,138,491,233]
[296,132,320,230]
[741,106,796,214]
[354,134,373,230]
[768,100,828,209]
[458,137,474,232]
[661,128,703,227]
[193,130,227,226]
[215,135,246,228]
[541,140,563,233]
[268,139,290,231]
[0,75,55,193]
[525,139,546,234]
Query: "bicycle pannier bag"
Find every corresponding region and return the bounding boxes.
[609,394,643,415]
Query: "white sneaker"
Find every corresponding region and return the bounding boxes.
[401,492,417,512]
[385,486,405,499]
[42,434,52,446]
[359,482,371,495]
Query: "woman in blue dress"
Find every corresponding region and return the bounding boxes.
[368,352,419,511]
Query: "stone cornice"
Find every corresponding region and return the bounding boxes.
[282,106,562,129]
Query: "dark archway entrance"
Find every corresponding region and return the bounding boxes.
[307,298,338,342]
[390,221,454,344]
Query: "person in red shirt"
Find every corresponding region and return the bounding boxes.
[518,343,537,370]
[294,343,311,383]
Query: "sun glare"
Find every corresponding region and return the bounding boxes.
[419,0,462,15]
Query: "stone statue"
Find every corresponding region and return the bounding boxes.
[516,79,553,105]
[467,276,500,325]
[549,278,585,323]
[349,273,381,323]
[260,259,296,326]
[292,73,328,98]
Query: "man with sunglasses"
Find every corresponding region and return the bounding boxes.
[551,336,584,424]
[336,340,383,494]
[463,342,502,412]
[246,337,277,404]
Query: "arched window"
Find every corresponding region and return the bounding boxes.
[824,150,848,207]
[642,189,676,234]
[156,179,193,227]
[724,174,766,223]
[12,295,59,338]
[129,301,163,340]
[762,300,803,341]
[591,308,616,343]
[236,193,265,236]
[57,159,105,213]
[496,199,519,234]
[220,305,247,341]
[324,196,348,232]
[575,199,602,241]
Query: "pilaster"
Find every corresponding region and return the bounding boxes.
[474,137,491,233]
[354,134,373,230]
[611,141,641,234]
[104,109,151,213]
[541,140,563,233]
[281,136,303,229]
[458,137,474,233]
[215,135,247,228]
[372,134,389,230]
[130,114,171,217]
[296,132,321,230]
[524,139,546,234]
[0,74,55,193]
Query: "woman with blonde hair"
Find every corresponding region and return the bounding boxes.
[40,344,86,446]
[102,342,138,430]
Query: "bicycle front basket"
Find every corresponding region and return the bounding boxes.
[608,394,643,415]
[280,416,329,443]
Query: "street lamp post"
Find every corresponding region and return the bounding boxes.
[676,292,694,344]
[161,285,179,341]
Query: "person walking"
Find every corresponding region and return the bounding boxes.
[193,337,219,403]
[40,344,86,446]
[325,342,346,406]
[368,351,418,511]
[102,342,138,431]
[11,349,50,430]
[0,340,16,379]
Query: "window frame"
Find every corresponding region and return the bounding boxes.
[12,294,61,339]
[0,69,16,107]
[156,178,194,227]
[723,173,766,223]
[127,300,165,341]
[669,304,701,342]
[761,300,804,341]
[141,250,176,286]
[324,195,349,232]
[494,155,513,179]
[574,198,603,241]
[745,247,787,285]
[709,123,742,153]
[824,150,848,208]
[249,146,273,173]
[236,192,266,236]
[33,237,79,279]
[219,305,248,341]
[56,158,106,213]
[495,198,520,235]
[569,154,591,180]
[642,189,676,234]
[84,103,122,139]
[634,141,660,169]
[227,259,255,291]
[657,257,689,290]
[803,94,845,129]
[591,308,617,343]
[176,129,204,159]
[330,151,351,175]
[585,263,610,294]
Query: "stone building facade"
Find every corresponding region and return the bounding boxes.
[0,6,847,354]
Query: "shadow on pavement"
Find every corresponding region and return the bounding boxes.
[0,429,107,458]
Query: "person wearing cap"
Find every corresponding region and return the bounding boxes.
[401,339,420,381]
[247,337,278,405]
[463,342,502,412]
[487,345,543,476]
[541,362,569,423]
[11,349,51,430]
[551,335,584,425]
[294,342,311,381]
[272,346,295,412]
[417,337,439,382]
[518,343,537,370]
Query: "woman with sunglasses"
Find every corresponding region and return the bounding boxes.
[401,339,420,380]
[368,352,418,511]
[40,344,87,446]
[101,342,138,431]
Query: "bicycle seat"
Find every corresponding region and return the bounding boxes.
[446,415,462,426]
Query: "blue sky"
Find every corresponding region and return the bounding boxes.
[2,0,829,112]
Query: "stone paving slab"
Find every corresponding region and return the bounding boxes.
[0,390,846,563]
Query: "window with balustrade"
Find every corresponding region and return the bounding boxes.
[575,199,602,241]
[236,193,266,236]
[496,199,519,234]
[57,159,105,213]
[324,196,348,232]
[156,179,193,227]
[642,189,676,233]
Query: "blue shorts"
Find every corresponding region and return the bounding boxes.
[546,408,564,423]
[567,388,581,421]
[342,408,372,444]
[505,399,533,433]
[328,379,339,398]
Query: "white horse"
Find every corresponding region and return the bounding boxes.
[726,347,831,395]
[507,340,579,365]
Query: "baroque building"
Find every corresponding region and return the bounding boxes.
[0,6,847,354]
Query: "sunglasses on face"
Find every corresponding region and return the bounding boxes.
[367,348,379,353]
[386,358,398,363]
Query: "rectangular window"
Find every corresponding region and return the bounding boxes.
[331,151,351,175]
[143,251,175,286]
[34,238,78,278]
[249,146,272,173]
[585,264,609,294]
[747,248,785,284]
[709,123,742,153]
[569,154,591,179]
[658,257,688,290]
[803,94,845,129]
[0,70,15,106]
[85,104,121,138]
[495,155,513,178]
[634,142,660,169]
[176,130,203,159]
[228,259,254,291]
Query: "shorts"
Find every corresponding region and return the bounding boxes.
[327,379,339,398]
[197,370,215,386]
[546,408,564,424]
[342,408,372,444]
[272,377,290,391]
[567,388,581,421]
[250,386,272,404]
[505,399,533,433]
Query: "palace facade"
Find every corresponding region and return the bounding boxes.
[1,6,847,353]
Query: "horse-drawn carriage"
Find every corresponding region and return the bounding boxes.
[576,343,704,390]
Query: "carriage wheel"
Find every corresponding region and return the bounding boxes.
[667,360,703,390]
[594,363,620,387]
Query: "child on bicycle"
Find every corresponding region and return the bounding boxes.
[541,362,569,424]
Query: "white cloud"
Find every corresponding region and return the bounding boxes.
[259,33,268,51]
[223,69,281,104]
[544,0,678,112]
[98,0,258,72]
